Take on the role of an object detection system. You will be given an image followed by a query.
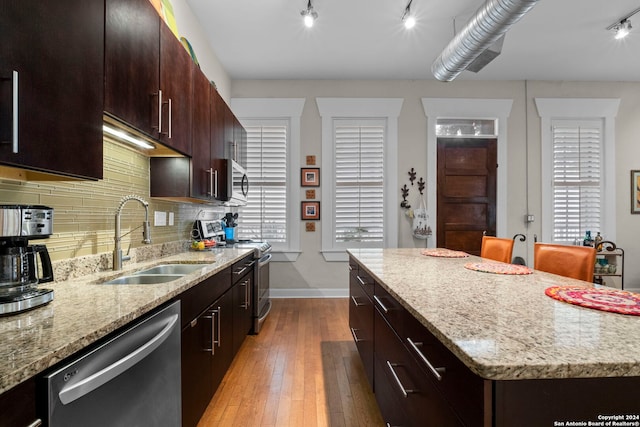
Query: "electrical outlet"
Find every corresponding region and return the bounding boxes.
[525,214,535,223]
[168,212,175,226]
[154,211,166,227]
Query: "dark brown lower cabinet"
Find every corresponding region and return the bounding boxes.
[232,271,252,355]
[374,308,461,427]
[0,377,38,427]
[349,257,640,427]
[349,266,374,388]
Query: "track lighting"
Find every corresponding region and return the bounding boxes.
[402,0,416,29]
[607,7,640,40]
[613,19,632,39]
[301,0,318,28]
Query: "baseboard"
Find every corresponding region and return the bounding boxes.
[270,288,349,298]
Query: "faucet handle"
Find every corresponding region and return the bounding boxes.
[142,221,151,244]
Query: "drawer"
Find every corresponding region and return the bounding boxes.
[349,278,374,388]
[375,310,462,427]
[181,267,231,328]
[374,281,406,339]
[232,254,255,284]
[404,313,485,426]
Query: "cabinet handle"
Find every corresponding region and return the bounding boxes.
[356,275,367,286]
[152,89,163,134]
[207,168,214,196]
[203,307,221,355]
[406,338,446,381]
[348,264,354,272]
[243,279,250,309]
[217,306,222,348]
[350,327,363,343]
[167,98,172,138]
[351,295,365,307]
[213,169,218,198]
[26,420,42,427]
[386,361,417,398]
[235,266,247,276]
[373,295,389,313]
[11,70,18,153]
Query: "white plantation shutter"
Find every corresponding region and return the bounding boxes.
[334,120,385,246]
[551,120,603,243]
[238,124,287,242]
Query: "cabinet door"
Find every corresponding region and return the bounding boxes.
[211,291,234,394]
[158,24,193,155]
[210,89,226,161]
[349,275,374,388]
[181,312,213,427]
[105,0,160,138]
[0,0,104,179]
[232,272,253,355]
[191,68,212,200]
[234,117,247,167]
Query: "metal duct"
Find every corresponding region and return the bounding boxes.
[431,0,540,82]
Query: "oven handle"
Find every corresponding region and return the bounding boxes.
[258,253,272,267]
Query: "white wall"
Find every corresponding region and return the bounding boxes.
[171,0,231,101]
[231,79,640,293]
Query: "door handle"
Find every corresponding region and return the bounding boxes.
[58,313,178,405]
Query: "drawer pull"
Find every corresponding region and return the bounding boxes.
[348,264,354,271]
[386,361,417,398]
[351,295,365,307]
[406,338,446,381]
[350,327,363,343]
[373,295,389,313]
[356,275,367,286]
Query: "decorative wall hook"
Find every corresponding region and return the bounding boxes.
[408,168,416,185]
[400,184,410,208]
[417,177,425,195]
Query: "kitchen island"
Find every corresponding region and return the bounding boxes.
[0,246,253,426]
[348,248,640,427]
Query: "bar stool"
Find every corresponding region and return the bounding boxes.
[533,243,596,282]
[480,236,515,264]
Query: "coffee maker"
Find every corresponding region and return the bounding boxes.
[0,205,54,315]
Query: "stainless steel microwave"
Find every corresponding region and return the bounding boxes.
[215,159,248,206]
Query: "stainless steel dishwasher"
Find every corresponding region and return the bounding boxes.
[43,300,181,427]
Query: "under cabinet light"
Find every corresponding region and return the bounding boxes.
[103,125,155,149]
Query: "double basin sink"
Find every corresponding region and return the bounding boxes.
[103,263,209,285]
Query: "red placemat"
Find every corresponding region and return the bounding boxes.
[545,286,640,316]
[464,262,533,275]
[421,248,469,258]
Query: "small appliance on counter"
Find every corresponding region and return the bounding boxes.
[191,218,225,245]
[0,205,54,315]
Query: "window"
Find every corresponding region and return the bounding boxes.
[231,98,305,259]
[317,98,403,261]
[238,122,287,243]
[550,120,602,243]
[334,120,385,245]
[536,98,620,244]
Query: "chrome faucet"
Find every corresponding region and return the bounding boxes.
[113,195,151,271]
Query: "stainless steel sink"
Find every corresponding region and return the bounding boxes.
[103,274,184,285]
[134,264,207,276]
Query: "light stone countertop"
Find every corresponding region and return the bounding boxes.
[348,248,640,381]
[0,247,252,395]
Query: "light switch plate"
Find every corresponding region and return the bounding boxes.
[168,212,175,226]
[154,211,166,227]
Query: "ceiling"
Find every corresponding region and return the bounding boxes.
[186,0,640,81]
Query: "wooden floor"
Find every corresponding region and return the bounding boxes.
[197,298,384,427]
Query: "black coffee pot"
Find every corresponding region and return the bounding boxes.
[0,243,53,297]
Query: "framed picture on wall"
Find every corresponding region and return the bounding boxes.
[631,170,640,214]
[301,201,320,220]
[301,168,320,187]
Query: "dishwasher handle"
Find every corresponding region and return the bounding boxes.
[58,313,179,405]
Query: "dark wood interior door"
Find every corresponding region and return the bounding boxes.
[437,138,497,255]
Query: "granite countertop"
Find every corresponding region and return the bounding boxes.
[348,248,640,381]
[0,247,253,395]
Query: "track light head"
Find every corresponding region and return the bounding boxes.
[402,0,415,29]
[301,0,318,28]
[614,19,632,39]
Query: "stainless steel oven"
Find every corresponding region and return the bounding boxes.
[231,241,271,334]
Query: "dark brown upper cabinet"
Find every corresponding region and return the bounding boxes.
[105,0,192,156]
[0,0,104,180]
